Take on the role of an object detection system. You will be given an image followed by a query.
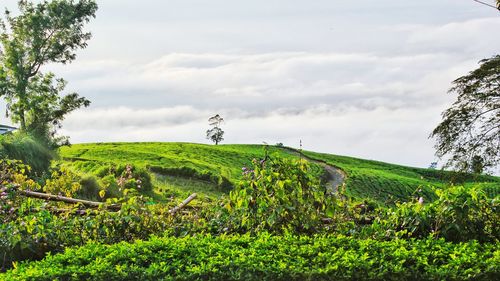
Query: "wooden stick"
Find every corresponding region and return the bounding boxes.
[169,193,197,215]
[18,190,120,210]
[17,189,196,215]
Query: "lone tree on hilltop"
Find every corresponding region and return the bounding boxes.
[0,0,98,148]
[430,54,500,174]
[207,114,224,145]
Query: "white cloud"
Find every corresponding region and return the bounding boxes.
[50,48,491,168]
[406,18,500,56]
[60,104,443,168]
[53,52,463,110]
[12,1,499,170]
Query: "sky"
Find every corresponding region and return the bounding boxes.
[2,0,500,169]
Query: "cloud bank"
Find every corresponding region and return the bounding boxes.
[58,49,475,167]
[30,4,500,169]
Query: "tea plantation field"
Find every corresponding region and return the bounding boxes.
[59,142,500,204]
[1,142,499,280]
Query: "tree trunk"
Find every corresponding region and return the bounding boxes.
[19,110,26,131]
[16,77,28,130]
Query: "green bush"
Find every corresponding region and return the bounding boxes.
[115,164,152,192]
[221,157,335,234]
[90,163,153,197]
[77,175,101,201]
[0,159,194,270]
[0,195,198,271]
[0,133,55,177]
[2,234,498,281]
[0,159,39,223]
[368,185,499,242]
[42,167,82,197]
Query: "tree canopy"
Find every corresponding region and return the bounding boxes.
[206,114,224,145]
[0,0,97,146]
[430,55,500,173]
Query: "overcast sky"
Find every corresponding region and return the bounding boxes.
[3,0,500,168]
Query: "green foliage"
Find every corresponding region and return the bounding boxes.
[223,156,335,234]
[369,185,499,242]
[58,143,500,207]
[42,167,82,197]
[0,191,201,271]
[149,165,232,191]
[2,234,499,281]
[1,143,500,278]
[62,142,493,205]
[0,159,177,269]
[0,159,38,223]
[88,163,153,199]
[0,132,55,176]
[62,161,153,198]
[430,54,500,173]
[0,0,97,144]
[76,175,101,201]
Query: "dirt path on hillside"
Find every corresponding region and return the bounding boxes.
[319,162,345,194]
[280,148,346,195]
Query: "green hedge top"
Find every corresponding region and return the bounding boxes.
[3,234,499,281]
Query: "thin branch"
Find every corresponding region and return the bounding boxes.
[472,0,500,10]
[469,123,500,151]
[28,28,57,77]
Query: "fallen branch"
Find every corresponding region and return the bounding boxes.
[169,193,197,215]
[18,189,197,215]
[18,190,120,210]
[17,189,197,215]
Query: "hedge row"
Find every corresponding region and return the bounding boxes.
[3,234,499,281]
[148,165,232,191]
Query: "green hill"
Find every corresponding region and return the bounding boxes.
[301,150,500,203]
[59,142,500,204]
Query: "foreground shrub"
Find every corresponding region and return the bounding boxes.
[0,133,54,177]
[0,160,38,223]
[2,234,499,281]
[83,163,153,198]
[221,156,335,234]
[0,159,204,270]
[368,185,499,242]
[98,163,152,193]
[0,195,202,271]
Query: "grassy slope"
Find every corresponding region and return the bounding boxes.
[302,150,500,203]
[61,143,281,180]
[59,143,300,202]
[59,142,500,204]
